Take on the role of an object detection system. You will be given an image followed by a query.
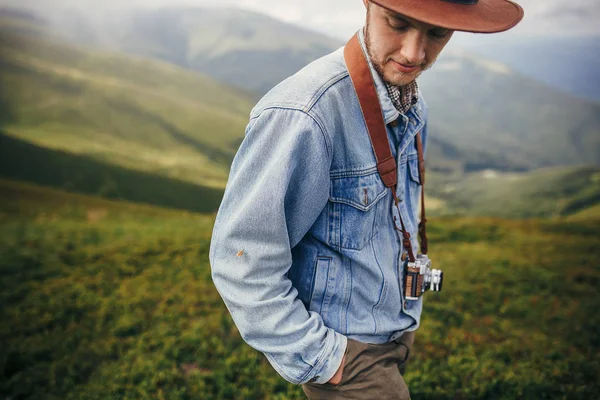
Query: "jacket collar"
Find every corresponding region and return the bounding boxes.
[357,28,400,125]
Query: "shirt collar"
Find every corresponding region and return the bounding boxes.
[385,81,419,115]
[357,28,400,125]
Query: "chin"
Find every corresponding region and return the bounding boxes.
[382,68,416,86]
[384,74,416,87]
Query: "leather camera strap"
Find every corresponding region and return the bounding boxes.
[415,133,428,255]
[344,33,428,261]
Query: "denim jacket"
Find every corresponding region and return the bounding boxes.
[210,29,428,385]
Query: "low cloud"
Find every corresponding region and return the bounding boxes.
[2,0,599,38]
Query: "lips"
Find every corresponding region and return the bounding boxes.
[392,60,419,74]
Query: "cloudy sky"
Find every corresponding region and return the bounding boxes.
[7,0,600,39]
[191,0,600,39]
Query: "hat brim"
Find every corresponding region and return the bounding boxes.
[370,0,524,33]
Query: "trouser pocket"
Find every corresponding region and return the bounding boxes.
[303,336,415,400]
[394,331,415,375]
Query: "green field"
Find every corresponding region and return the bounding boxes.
[1,179,599,399]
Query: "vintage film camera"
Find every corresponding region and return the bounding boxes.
[404,254,443,300]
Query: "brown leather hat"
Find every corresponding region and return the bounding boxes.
[370,0,524,33]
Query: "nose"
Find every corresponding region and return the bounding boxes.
[400,30,426,65]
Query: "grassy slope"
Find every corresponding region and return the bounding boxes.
[567,203,600,220]
[1,179,599,399]
[0,135,224,213]
[0,18,253,189]
[426,166,600,218]
[0,178,211,221]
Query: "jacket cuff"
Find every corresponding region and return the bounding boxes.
[311,332,348,384]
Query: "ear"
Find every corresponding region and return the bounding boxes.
[363,0,369,9]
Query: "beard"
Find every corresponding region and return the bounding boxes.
[364,14,435,87]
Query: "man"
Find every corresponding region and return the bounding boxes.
[210,0,523,398]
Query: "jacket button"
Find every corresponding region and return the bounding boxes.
[404,301,408,308]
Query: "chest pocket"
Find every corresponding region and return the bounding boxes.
[408,157,422,186]
[329,171,388,250]
[406,157,423,206]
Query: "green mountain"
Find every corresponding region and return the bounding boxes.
[0,12,254,190]
[419,52,600,172]
[1,8,599,220]
[0,133,225,214]
[5,5,342,97]
[17,4,597,174]
[426,166,600,218]
[456,34,600,102]
[117,7,341,97]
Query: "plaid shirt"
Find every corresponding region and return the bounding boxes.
[385,80,419,115]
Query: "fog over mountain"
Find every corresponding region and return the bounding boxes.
[4,0,599,100]
[4,0,599,38]
[455,34,600,101]
[1,5,598,174]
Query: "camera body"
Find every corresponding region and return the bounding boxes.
[404,254,443,300]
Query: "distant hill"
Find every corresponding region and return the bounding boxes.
[426,166,600,218]
[5,5,343,97]
[11,5,597,174]
[118,7,342,97]
[419,52,600,172]
[0,133,225,213]
[0,176,216,221]
[0,12,254,190]
[456,34,600,102]
[567,203,600,221]
[1,5,599,202]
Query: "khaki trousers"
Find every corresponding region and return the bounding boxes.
[302,331,415,400]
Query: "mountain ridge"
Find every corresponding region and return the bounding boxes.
[0,6,599,192]
[28,4,596,173]
[455,34,600,102]
[420,51,600,171]
[0,20,254,188]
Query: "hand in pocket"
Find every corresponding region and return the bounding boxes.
[328,353,346,385]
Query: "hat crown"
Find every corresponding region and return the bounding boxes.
[442,0,479,4]
[371,0,523,33]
